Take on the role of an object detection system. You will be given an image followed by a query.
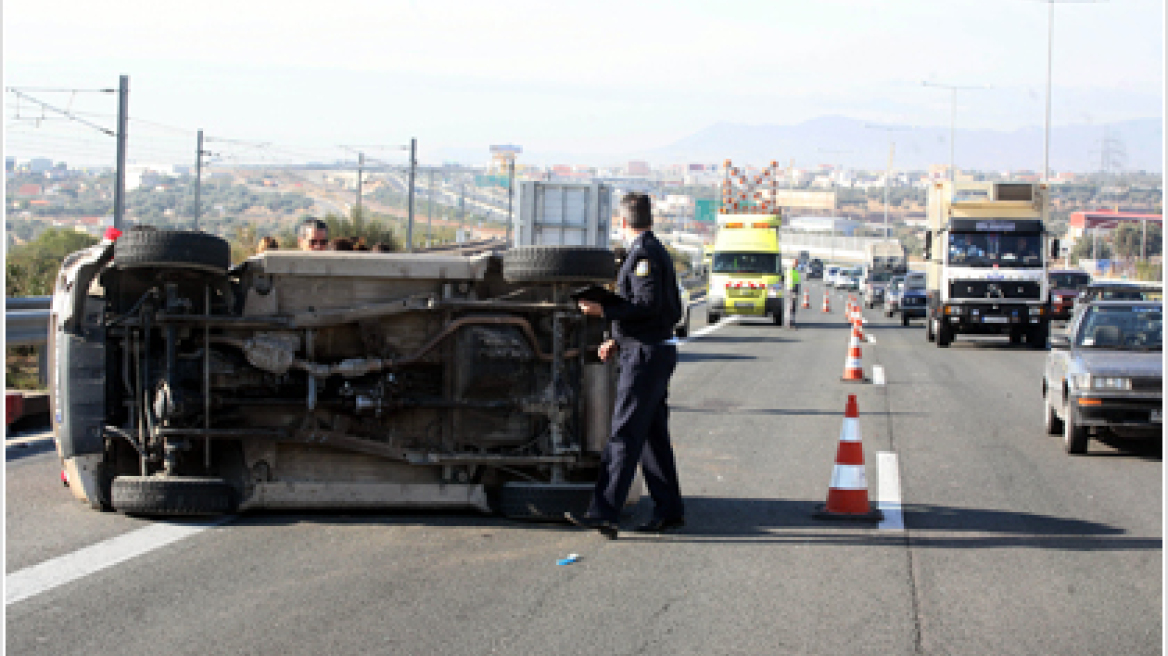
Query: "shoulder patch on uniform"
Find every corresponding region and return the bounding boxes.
[634,259,651,277]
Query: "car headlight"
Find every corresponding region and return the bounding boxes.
[1070,374,1091,390]
[1093,377,1132,391]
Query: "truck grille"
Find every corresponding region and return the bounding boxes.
[950,280,1041,300]
[1131,377,1162,393]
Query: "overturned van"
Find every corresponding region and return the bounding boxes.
[50,229,627,518]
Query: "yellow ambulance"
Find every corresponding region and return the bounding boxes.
[706,212,784,325]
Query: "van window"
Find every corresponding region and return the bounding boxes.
[713,252,781,274]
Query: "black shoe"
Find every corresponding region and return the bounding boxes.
[564,512,619,539]
[633,517,685,533]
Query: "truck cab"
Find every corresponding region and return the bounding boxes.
[706,213,784,325]
[924,181,1055,348]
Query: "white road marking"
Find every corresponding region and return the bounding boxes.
[866,333,876,344]
[6,516,236,606]
[676,314,740,345]
[872,365,885,386]
[877,452,904,531]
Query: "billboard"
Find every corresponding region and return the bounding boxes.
[695,198,720,223]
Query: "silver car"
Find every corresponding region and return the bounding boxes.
[1042,300,1163,454]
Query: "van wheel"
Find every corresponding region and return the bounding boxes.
[901,314,910,327]
[492,483,593,521]
[115,230,231,274]
[926,317,936,342]
[707,311,721,325]
[675,309,690,339]
[772,309,783,326]
[503,246,616,283]
[111,476,236,516]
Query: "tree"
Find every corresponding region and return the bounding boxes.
[1070,233,1113,263]
[6,228,99,296]
[1112,221,1161,259]
[324,207,399,250]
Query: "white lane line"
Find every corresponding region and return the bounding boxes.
[676,313,740,345]
[872,365,886,386]
[6,516,235,606]
[877,452,904,531]
[866,333,876,344]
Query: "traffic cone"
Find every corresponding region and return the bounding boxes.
[841,322,866,382]
[815,395,883,521]
[801,289,810,309]
[822,290,831,313]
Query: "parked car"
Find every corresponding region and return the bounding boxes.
[897,272,928,325]
[807,259,824,279]
[825,265,841,287]
[884,275,906,317]
[1042,300,1162,454]
[839,267,862,291]
[1048,269,1092,320]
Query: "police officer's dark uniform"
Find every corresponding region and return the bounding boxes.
[579,229,685,536]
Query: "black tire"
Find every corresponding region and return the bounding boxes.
[885,309,894,318]
[772,308,783,326]
[115,230,231,274]
[926,316,936,342]
[707,311,721,325]
[493,483,593,521]
[1044,388,1064,436]
[1028,323,1049,350]
[111,476,235,516]
[1009,330,1024,346]
[675,309,690,339]
[1063,405,1088,454]
[901,313,910,327]
[503,246,616,283]
[937,321,952,347]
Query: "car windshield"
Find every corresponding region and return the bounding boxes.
[1074,305,1163,350]
[948,232,1042,268]
[905,276,926,290]
[713,252,780,274]
[1050,273,1091,290]
[867,270,893,283]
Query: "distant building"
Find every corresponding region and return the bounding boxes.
[29,158,53,173]
[1067,210,1162,242]
[626,161,650,176]
[5,156,14,172]
[785,216,863,236]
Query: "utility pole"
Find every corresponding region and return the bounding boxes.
[427,168,434,246]
[1039,0,1104,183]
[921,81,990,181]
[355,151,364,220]
[405,138,417,251]
[506,158,515,245]
[193,129,215,230]
[113,75,129,231]
[866,123,911,240]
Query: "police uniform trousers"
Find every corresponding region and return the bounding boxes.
[588,341,684,522]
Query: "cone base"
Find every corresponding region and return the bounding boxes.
[813,504,884,521]
[841,376,867,383]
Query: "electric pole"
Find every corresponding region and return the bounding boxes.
[427,168,434,246]
[113,75,129,231]
[355,151,364,220]
[193,129,215,230]
[406,138,417,252]
[506,158,515,245]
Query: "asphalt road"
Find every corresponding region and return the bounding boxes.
[7,280,1161,655]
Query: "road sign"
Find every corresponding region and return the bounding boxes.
[695,198,720,223]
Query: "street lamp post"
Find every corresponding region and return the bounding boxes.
[1038,0,1103,183]
[921,81,991,181]
[865,124,912,240]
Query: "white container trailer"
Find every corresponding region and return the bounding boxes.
[514,181,612,248]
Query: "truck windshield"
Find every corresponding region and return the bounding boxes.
[713,252,780,274]
[905,276,926,290]
[948,232,1042,268]
[867,270,893,283]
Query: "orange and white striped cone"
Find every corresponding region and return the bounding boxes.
[822,290,832,313]
[814,395,883,521]
[801,289,810,310]
[841,322,866,382]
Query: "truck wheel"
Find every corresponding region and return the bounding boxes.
[493,482,593,521]
[1044,389,1064,435]
[1063,406,1088,455]
[707,311,721,325]
[675,309,690,339]
[926,317,936,342]
[885,309,893,318]
[503,246,616,283]
[111,476,236,516]
[115,230,231,274]
[936,322,952,347]
[772,309,783,326]
[901,314,910,327]
[1028,323,1049,350]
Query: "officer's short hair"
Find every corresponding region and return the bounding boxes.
[621,193,653,229]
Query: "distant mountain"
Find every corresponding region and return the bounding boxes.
[639,116,1163,174]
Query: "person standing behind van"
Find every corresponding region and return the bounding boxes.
[786,262,801,329]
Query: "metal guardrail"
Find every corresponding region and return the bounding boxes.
[6,297,51,347]
[6,296,51,311]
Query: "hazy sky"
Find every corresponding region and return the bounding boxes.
[4,0,1163,166]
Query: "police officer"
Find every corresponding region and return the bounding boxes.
[570,193,685,539]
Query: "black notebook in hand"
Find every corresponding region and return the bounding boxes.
[571,285,621,307]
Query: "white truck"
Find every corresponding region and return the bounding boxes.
[923,181,1057,348]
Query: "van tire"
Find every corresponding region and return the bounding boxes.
[707,311,721,325]
[115,230,231,274]
[503,247,616,283]
[111,476,235,516]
